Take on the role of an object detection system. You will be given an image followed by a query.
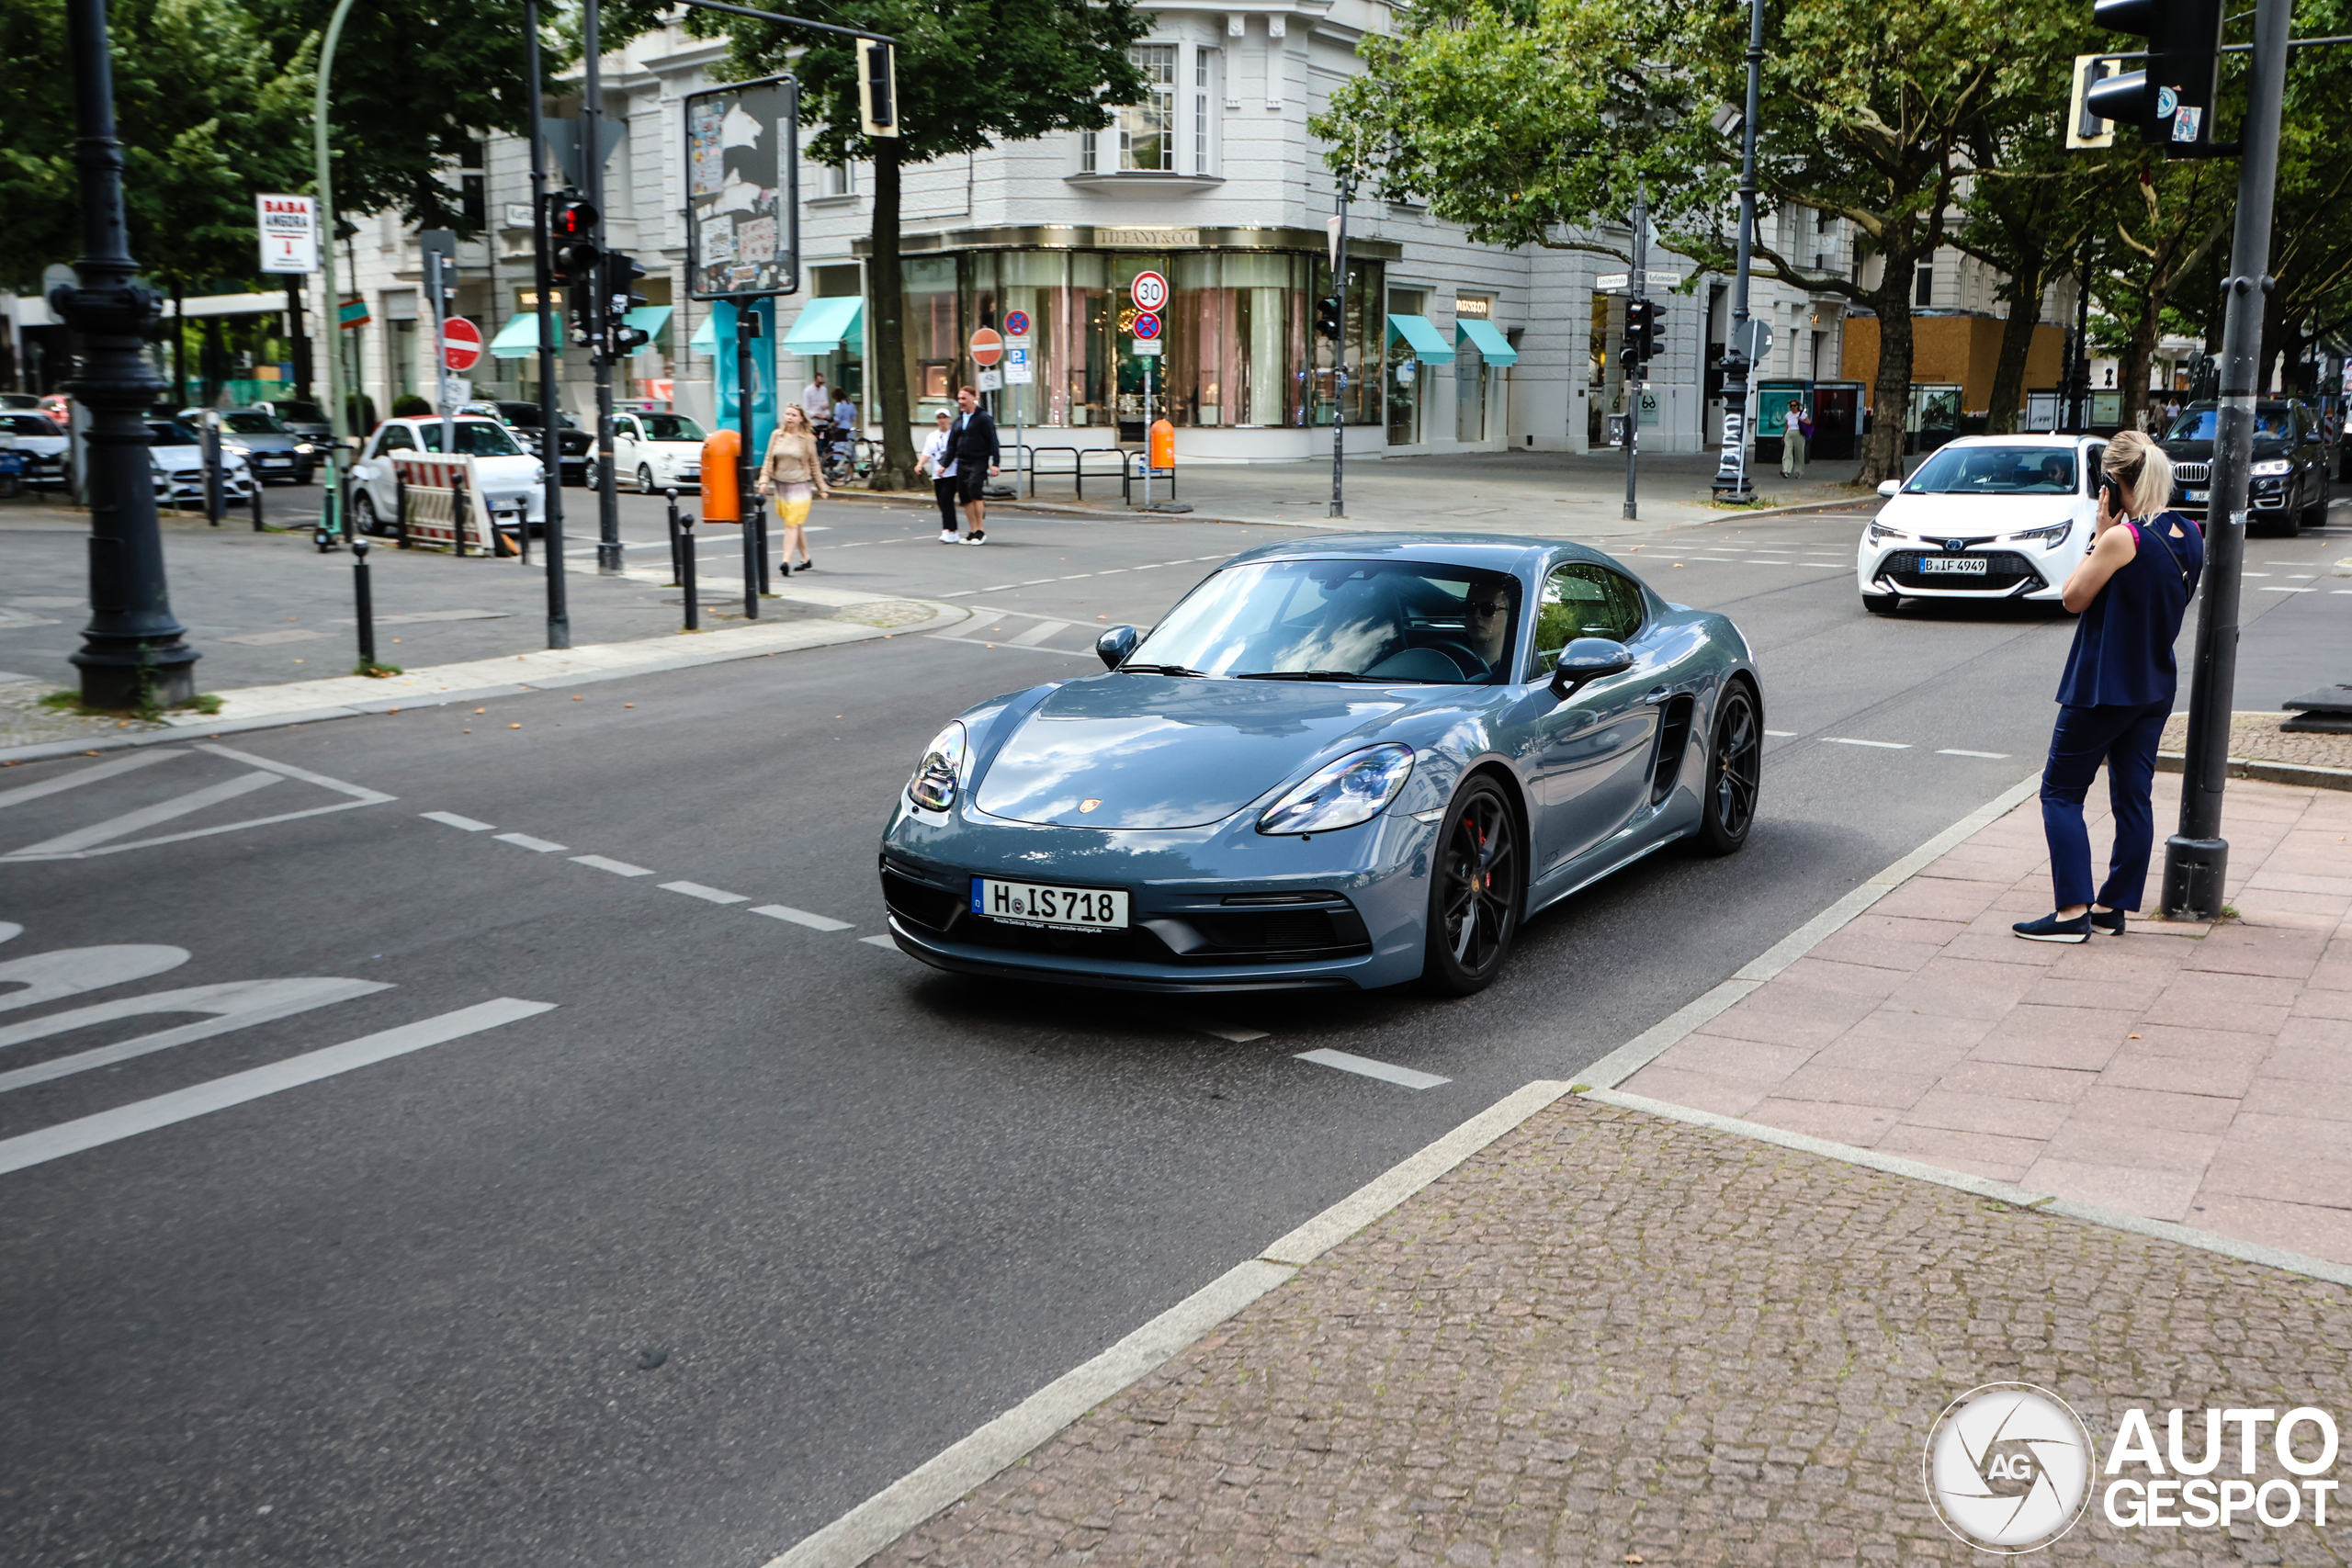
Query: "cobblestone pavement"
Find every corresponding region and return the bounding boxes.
[868,1098,2352,1566]
[1623,772,2352,1268]
[2162,711,2352,772]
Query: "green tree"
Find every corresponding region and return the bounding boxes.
[614,0,1150,488]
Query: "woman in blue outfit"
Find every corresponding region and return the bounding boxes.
[2016,430,2203,943]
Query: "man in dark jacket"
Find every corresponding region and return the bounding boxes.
[947,385,1001,544]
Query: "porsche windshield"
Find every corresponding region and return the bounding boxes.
[1126,558,1523,683]
[1903,446,2080,495]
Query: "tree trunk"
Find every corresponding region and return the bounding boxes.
[1984,254,2046,435]
[1860,271,1916,485]
[867,141,917,491]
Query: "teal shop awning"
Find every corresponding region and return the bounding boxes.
[626,305,673,346]
[1455,318,1518,367]
[1385,314,1454,365]
[782,297,864,355]
[690,311,717,354]
[488,312,547,358]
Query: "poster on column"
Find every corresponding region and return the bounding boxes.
[684,74,800,300]
[713,298,779,456]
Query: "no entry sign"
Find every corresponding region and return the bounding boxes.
[968,326,1004,367]
[441,317,483,373]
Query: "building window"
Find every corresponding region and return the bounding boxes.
[821,161,854,197]
[1080,130,1095,174]
[1194,49,1210,175]
[1914,263,1934,308]
[1119,44,1178,172]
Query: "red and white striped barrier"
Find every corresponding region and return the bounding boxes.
[392,454,507,554]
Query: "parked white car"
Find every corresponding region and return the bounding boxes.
[604,411,707,494]
[145,418,254,505]
[0,411,71,487]
[1856,435,2106,614]
[347,416,548,536]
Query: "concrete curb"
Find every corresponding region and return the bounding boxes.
[2155,750,2352,792]
[0,600,967,766]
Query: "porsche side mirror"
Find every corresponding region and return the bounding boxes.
[1096,625,1138,670]
[1876,479,1901,497]
[1548,637,1634,701]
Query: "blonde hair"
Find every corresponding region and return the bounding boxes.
[778,404,811,433]
[2103,429,2173,519]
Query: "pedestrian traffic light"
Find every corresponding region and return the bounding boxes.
[1623,299,1659,369]
[1315,294,1343,342]
[857,38,898,138]
[548,192,601,284]
[2083,0,2226,154]
[605,252,650,353]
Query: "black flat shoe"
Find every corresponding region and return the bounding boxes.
[2090,908,2126,935]
[2013,912,2091,943]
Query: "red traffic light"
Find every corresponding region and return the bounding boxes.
[550,194,598,238]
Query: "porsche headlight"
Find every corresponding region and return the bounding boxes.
[1257,744,1416,836]
[907,721,968,812]
[1866,518,1910,547]
[2250,458,2292,476]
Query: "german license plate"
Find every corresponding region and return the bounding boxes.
[970,876,1129,930]
[1919,557,1987,574]
[2184,489,2209,502]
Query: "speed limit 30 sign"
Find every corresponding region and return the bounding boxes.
[1129,270,1169,312]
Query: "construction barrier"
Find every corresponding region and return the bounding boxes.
[391,454,520,556]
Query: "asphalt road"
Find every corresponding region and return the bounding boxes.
[4,496,2349,1567]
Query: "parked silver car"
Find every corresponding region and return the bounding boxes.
[146,419,254,505]
[175,408,319,485]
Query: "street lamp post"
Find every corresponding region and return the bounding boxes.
[58,0,198,710]
[525,0,571,649]
[312,0,359,542]
[1711,0,1766,503]
[1329,166,1355,520]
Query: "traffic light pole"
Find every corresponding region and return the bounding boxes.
[525,0,570,649]
[2161,0,2292,919]
[1624,184,1647,522]
[1329,169,1352,519]
[582,0,622,574]
[1711,0,1765,503]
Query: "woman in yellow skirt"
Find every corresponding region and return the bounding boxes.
[758,404,830,572]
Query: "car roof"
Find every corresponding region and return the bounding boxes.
[1923,434,2096,449]
[1221,532,1616,577]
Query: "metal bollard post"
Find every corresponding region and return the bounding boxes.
[515,502,530,566]
[203,421,223,525]
[353,536,378,668]
[665,488,683,586]
[679,512,699,632]
[395,471,410,549]
[250,474,265,531]
[452,468,469,557]
[741,493,761,619]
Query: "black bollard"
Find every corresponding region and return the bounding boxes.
[665,488,682,586]
[250,473,265,531]
[353,536,378,668]
[203,418,222,525]
[452,467,469,558]
[395,469,410,549]
[680,511,698,632]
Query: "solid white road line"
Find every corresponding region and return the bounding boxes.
[0,998,557,1178]
[198,742,396,804]
[1821,737,1911,750]
[0,749,181,810]
[1295,1047,1451,1090]
[661,880,750,905]
[1938,749,2012,759]
[0,977,390,1095]
[5,771,280,856]
[1008,619,1069,645]
[422,811,495,831]
[571,854,654,876]
[750,904,854,932]
[858,934,896,947]
[494,832,568,852]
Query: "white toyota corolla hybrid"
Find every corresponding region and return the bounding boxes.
[1857,434,2107,614]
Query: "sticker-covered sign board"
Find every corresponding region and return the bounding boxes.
[684,73,800,301]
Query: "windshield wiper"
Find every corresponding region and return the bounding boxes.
[1237,670,1404,683]
[1119,663,1208,677]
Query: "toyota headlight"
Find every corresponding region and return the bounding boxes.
[2007,521,2072,547]
[1257,744,1416,836]
[907,721,968,812]
[1866,519,1910,547]
[2250,458,2292,476]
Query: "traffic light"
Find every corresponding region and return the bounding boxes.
[1315,294,1343,342]
[857,38,899,138]
[548,191,600,285]
[605,252,650,353]
[1623,299,1660,370]
[2083,0,2225,154]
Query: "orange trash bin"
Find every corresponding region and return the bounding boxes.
[701,428,741,523]
[1149,417,1175,471]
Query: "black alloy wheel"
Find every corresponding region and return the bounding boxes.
[1696,681,1761,855]
[1422,777,1521,996]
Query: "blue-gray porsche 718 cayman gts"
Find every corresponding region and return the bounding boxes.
[879,535,1762,995]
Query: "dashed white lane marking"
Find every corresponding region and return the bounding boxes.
[495,832,568,852]
[0,998,556,1178]
[2243,572,2271,577]
[1938,749,2013,759]
[1822,737,1911,750]
[1009,619,1071,646]
[1296,1048,1450,1091]
[1764,729,1797,737]
[0,749,179,810]
[751,904,854,932]
[925,633,1096,658]
[660,881,750,905]
[1193,1025,1269,1043]
[859,934,896,948]
[571,854,654,876]
[422,811,495,831]
[9,772,280,857]
[2263,587,2316,592]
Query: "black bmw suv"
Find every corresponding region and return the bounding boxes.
[2159,399,2334,535]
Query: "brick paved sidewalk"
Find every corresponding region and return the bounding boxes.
[1622,771,2352,1267]
[867,1100,2352,1566]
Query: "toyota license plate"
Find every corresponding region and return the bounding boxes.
[2184,489,2209,502]
[1919,557,1987,574]
[971,876,1129,931]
